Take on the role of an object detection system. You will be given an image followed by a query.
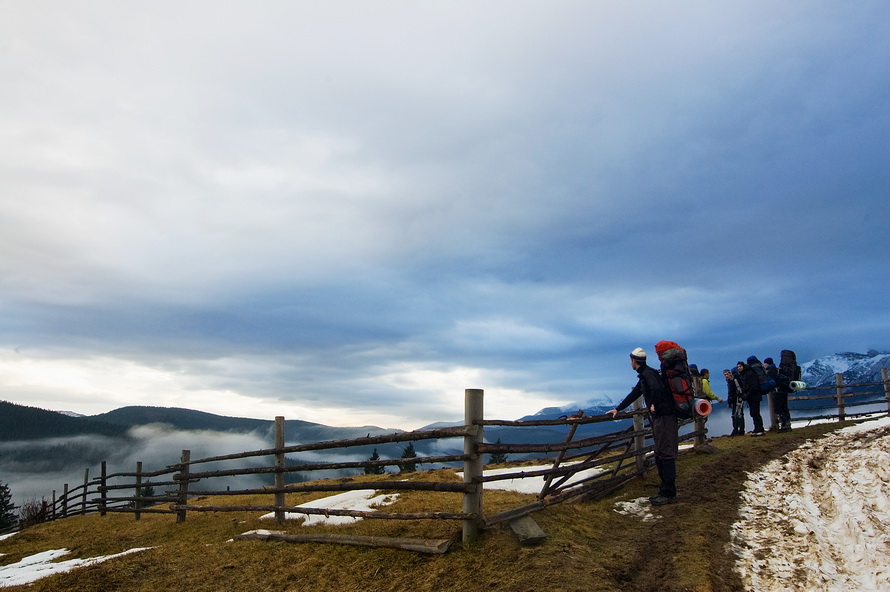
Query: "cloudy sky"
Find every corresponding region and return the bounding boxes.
[0,1,887,430]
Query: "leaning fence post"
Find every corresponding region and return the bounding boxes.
[632,398,645,473]
[835,373,846,422]
[135,461,143,521]
[176,449,191,523]
[882,368,890,414]
[81,469,89,516]
[463,389,484,544]
[100,461,107,516]
[274,416,286,524]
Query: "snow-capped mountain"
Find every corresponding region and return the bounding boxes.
[802,350,890,387]
[519,395,615,421]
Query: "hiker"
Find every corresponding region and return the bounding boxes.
[689,364,703,397]
[737,360,765,435]
[764,357,780,431]
[699,369,724,403]
[724,368,745,436]
[774,350,801,432]
[607,347,679,506]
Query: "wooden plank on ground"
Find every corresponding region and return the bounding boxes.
[508,515,547,546]
[232,530,454,555]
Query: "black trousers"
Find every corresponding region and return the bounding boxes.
[748,395,764,432]
[652,414,678,497]
[773,391,791,427]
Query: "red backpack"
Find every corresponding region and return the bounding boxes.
[655,340,695,418]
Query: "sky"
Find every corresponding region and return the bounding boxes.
[0,1,888,431]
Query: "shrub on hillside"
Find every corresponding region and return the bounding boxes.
[19,498,50,529]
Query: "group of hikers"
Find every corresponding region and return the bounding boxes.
[718,353,802,437]
[606,343,802,507]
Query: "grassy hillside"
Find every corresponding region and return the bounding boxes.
[0,422,844,592]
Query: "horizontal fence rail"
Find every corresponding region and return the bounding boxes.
[33,370,889,546]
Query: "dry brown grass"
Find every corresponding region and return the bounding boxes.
[0,421,845,592]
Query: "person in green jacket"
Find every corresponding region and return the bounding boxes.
[699,369,724,403]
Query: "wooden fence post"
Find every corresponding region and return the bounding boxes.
[883,368,890,414]
[694,413,707,447]
[632,398,645,473]
[274,416,286,524]
[835,373,846,422]
[176,450,191,523]
[62,484,68,518]
[135,461,143,521]
[463,389,484,544]
[81,469,89,515]
[100,461,107,516]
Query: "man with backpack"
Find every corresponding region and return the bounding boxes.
[607,347,679,506]
[774,350,802,432]
[737,359,765,435]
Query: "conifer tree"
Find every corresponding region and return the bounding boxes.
[398,442,418,473]
[0,482,18,531]
[488,438,508,465]
[364,448,385,475]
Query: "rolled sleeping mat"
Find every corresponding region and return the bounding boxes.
[694,398,712,417]
[790,381,808,391]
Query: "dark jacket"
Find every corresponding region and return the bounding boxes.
[615,362,675,417]
[738,364,761,401]
[726,373,742,407]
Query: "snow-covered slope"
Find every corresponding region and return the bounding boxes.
[801,350,890,387]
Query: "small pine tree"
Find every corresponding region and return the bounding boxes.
[488,438,508,465]
[398,442,419,473]
[364,448,385,475]
[0,481,16,531]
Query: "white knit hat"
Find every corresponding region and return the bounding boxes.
[630,347,647,362]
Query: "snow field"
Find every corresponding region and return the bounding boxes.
[730,416,890,592]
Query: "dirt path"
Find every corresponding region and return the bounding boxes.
[602,425,842,592]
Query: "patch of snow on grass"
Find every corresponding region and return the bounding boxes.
[613,497,657,522]
[259,490,400,525]
[0,547,151,587]
[731,416,890,592]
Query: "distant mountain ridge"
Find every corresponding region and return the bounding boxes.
[0,401,128,442]
[801,350,890,387]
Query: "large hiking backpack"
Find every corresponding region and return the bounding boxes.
[655,340,695,419]
[777,349,802,392]
[747,356,775,394]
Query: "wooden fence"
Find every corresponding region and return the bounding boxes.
[770,368,890,430]
[40,370,888,546]
[40,391,709,546]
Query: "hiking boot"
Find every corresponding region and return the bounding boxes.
[650,495,677,506]
[750,431,765,437]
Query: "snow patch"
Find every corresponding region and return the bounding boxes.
[0,547,151,587]
[613,497,657,522]
[731,416,890,592]
[259,489,400,525]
